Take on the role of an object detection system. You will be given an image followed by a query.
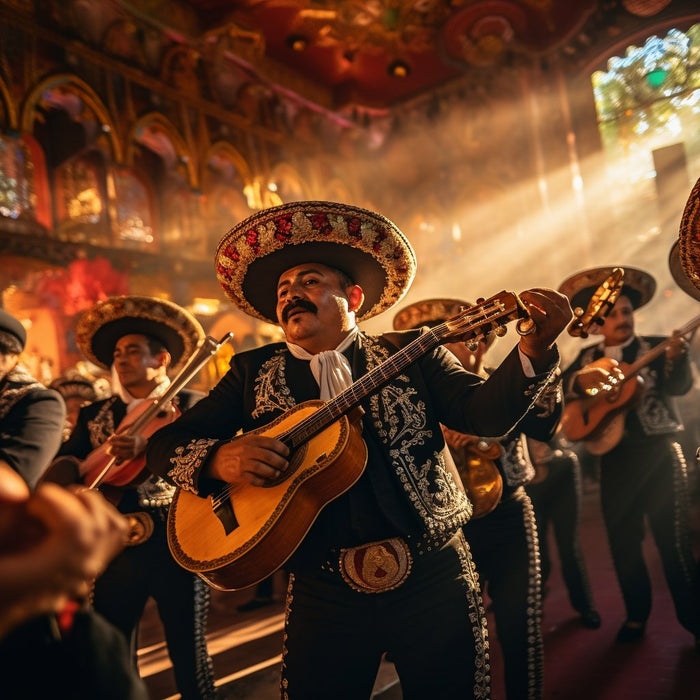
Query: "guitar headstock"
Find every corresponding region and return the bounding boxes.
[440,291,526,345]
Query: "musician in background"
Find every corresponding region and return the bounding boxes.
[0,308,65,488]
[394,298,563,700]
[146,202,571,699]
[53,296,216,699]
[559,267,700,647]
[525,431,600,629]
[0,308,147,699]
[50,372,101,441]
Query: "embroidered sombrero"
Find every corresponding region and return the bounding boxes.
[677,177,700,298]
[215,201,417,324]
[75,296,205,372]
[558,266,655,312]
[669,240,700,301]
[392,298,497,350]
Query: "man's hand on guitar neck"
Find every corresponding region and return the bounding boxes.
[665,331,689,361]
[206,434,290,488]
[572,358,625,397]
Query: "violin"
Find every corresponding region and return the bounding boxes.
[43,333,234,491]
[567,268,625,339]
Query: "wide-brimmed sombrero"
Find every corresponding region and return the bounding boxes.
[215,201,417,324]
[558,266,655,311]
[49,374,98,403]
[75,296,205,372]
[669,240,700,301]
[677,177,700,298]
[392,298,497,350]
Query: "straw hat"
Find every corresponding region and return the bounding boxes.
[215,201,416,324]
[75,296,205,372]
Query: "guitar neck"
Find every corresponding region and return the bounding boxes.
[281,291,524,450]
[283,330,441,449]
[622,314,700,380]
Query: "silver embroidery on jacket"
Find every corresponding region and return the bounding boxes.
[363,336,469,532]
[168,438,217,492]
[252,352,296,419]
[87,398,118,448]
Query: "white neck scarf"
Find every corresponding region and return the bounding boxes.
[286,327,358,400]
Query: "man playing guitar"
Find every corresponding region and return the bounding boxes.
[560,266,700,648]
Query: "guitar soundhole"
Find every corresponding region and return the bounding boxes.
[264,443,308,488]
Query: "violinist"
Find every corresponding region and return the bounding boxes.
[393,298,564,700]
[559,265,700,649]
[54,295,216,699]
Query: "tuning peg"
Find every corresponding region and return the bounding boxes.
[573,306,585,318]
[494,326,507,337]
[466,340,480,351]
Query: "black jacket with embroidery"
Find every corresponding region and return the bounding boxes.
[0,366,65,489]
[147,330,560,567]
[57,390,201,513]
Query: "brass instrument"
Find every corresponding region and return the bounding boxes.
[457,439,504,519]
[568,267,625,339]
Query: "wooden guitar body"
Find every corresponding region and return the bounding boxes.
[561,370,642,443]
[167,400,368,591]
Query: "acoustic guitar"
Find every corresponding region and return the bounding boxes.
[168,291,529,591]
[561,314,700,455]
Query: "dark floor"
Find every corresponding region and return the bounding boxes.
[138,478,700,699]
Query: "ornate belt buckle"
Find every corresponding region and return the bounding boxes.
[339,537,412,594]
[124,511,154,546]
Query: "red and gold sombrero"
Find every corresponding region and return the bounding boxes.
[215,201,417,324]
[75,296,205,372]
[558,266,655,312]
[392,297,497,350]
[677,177,700,299]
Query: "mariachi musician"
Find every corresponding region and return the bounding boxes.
[393,298,563,700]
[52,296,216,699]
[559,263,700,648]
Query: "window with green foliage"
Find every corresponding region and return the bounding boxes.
[591,25,700,217]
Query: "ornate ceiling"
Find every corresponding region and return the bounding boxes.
[49,0,694,116]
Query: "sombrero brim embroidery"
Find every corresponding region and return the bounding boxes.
[75,296,205,372]
[558,266,655,312]
[215,201,417,324]
[678,178,700,297]
[669,240,700,302]
[393,298,497,349]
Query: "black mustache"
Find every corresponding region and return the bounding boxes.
[282,300,317,322]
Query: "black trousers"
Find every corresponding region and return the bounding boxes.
[282,531,489,700]
[93,514,215,700]
[464,487,543,700]
[600,436,700,635]
[526,452,596,615]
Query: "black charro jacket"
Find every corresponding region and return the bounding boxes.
[0,365,65,489]
[57,389,201,513]
[147,330,560,565]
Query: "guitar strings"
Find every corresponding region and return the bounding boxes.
[210,299,510,509]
